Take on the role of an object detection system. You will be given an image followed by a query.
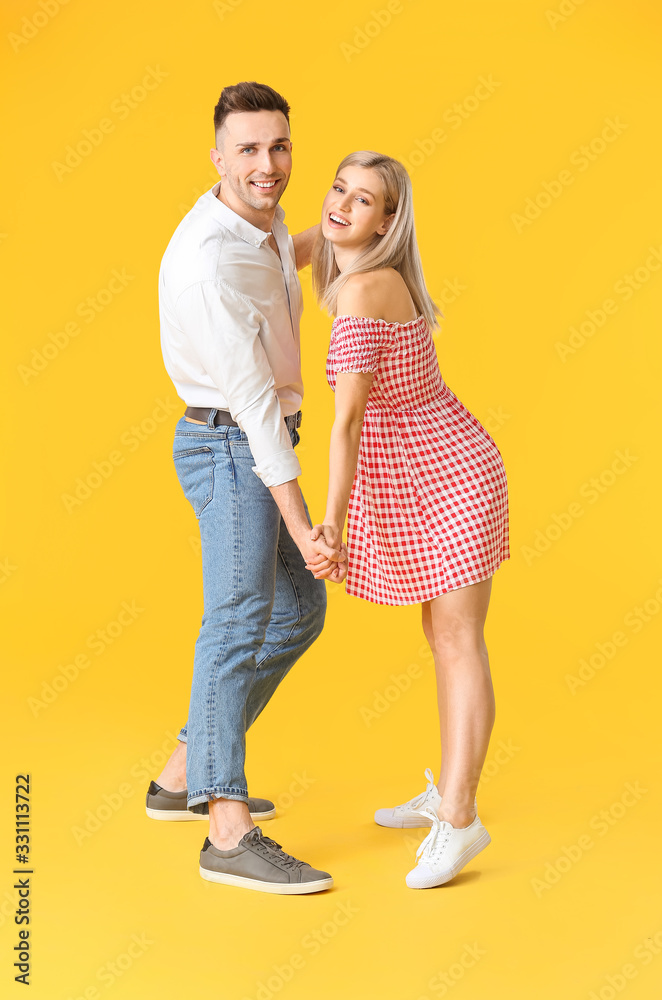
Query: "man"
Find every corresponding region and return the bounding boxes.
[147,81,345,894]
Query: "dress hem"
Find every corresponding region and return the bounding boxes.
[344,555,510,606]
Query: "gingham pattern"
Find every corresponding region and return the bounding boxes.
[326,314,510,605]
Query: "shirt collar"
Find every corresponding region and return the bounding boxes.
[203,181,285,248]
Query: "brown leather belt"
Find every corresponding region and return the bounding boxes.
[185,406,238,427]
[184,407,303,430]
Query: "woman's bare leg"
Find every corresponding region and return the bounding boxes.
[421,603,448,794]
[427,577,495,828]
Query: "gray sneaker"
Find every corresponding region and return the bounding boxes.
[145,782,276,822]
[199,828,333,894]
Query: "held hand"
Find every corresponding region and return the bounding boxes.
[328,543,349,583]
[305,540,349,583]
[305,523,343,578]
[310,522,343,552]
[299,528,344,569]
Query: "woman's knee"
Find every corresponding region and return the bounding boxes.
[432,615,486,659]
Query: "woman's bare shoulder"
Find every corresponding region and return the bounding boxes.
[337,268,415,323]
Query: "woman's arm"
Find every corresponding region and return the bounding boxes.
[326,370,374,532]
[308,272,386,579]
[308,371,373,579]
[292,224,321,270]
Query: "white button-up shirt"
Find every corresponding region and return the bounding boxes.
[159,181,304,487]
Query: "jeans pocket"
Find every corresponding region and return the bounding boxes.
[173,446,215,517]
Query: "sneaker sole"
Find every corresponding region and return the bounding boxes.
[146,806,276,822]
[406,830,492,889]
[199,868,333,894]
[374,814,434,829]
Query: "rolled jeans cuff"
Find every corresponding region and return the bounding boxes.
[187,786,249,813]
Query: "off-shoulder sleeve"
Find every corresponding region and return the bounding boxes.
[332,317,387,374]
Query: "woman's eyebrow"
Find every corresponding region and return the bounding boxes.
[336,175,374,197]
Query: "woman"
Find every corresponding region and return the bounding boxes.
[307,151,510,889]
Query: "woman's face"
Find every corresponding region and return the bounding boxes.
[321,165,394,251]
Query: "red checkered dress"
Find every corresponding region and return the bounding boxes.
[326,314,510,605]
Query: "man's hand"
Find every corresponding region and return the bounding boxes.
[269,481,342,570]
[305,525,348,583]
[297,530,344,573]
[310,522,342,551]
[305,542,349,583]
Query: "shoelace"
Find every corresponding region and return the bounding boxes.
[397,767,437,813]
[415,809,451,864]
[252,833,308,870]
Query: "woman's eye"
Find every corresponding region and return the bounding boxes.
[333,185,343,193]
[357,197,368,204]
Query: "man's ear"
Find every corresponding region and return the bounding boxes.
[210,146,224,176]
[377,213,395,236]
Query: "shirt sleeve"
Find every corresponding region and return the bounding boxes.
[175,279,302,488]
[333,320,386,374]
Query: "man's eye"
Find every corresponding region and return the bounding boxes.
[273,144,287,151]
[241,147,255,154]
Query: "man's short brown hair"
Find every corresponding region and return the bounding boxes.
[213,82,291,138]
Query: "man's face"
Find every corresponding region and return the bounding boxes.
[211,110,292,213]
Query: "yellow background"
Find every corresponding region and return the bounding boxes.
[2,0,661,997]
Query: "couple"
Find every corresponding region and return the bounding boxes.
[149,81,510,894]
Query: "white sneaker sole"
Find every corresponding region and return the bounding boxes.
[199,868,333,894]
[146,806,276,822]
[374,812,434,829]
[406,830,492,889]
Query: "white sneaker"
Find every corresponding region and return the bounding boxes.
[374,769,442,829]
[405,807,491,888]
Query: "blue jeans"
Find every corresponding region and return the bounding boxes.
[172,412,326,813]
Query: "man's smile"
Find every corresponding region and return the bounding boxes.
[250,179,280,191]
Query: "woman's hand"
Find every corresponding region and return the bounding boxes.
[298,532,343,571]
[306,526,348,583]
[310,522,342,551]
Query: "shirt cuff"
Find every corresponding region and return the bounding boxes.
[252,449,303,488]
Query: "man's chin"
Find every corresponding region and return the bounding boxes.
[243,189,281,211]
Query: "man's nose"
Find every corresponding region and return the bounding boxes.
[257,151,277,176]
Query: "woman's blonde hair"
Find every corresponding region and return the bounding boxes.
[312,150,441,330]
